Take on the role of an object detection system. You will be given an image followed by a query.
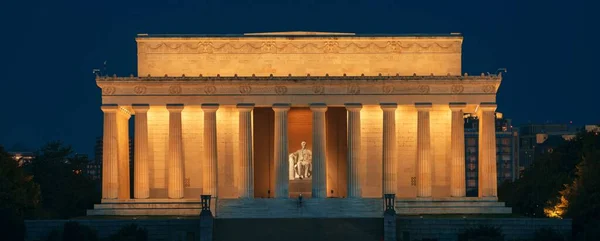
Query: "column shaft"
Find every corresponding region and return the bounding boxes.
[133,104,150,199]
[346,103,362,198]
[478,103,498,198]
[311,104,328,198]
[450,103,466,197]
[381,103,397,195]
[238,104,254,198]
[117,108,131,200]
[416,103,432,198]
[273,104,290,198]
[101,105,119,199]
[202,104,219,198]
[167,104,184,199]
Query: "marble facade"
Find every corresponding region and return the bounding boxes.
[90,32,510,216]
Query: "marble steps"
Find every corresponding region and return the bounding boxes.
[87,208,201,216]
[93,203,203,209]
[395,201,507,208]
[395,206,512,215]
[216,198,383,218]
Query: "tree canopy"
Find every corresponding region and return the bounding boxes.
[499,131,600,239]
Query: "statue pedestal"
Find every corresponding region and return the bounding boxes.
[289,179,312,198]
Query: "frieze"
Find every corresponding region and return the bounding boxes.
[97,75,500,96]
[138,40,461,54]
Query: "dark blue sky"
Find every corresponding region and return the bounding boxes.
[0,0,594,155]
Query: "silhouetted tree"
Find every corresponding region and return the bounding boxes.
[0,145,41,241]
[24,141,100,219]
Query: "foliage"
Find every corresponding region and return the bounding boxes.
[109,224,148,241]
[457,225,504,241]
[0,145,41,218]
[23,141,100,219]
[61,221,98,241]
[499,131,600,239]
[0,145,40,241]
[533,227,564,241]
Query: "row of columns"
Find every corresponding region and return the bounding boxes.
[101,102,497,200]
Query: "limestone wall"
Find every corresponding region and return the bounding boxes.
[216,106,239,198]
[397,105,418,197]
[147,106,168,197]
[360,106,383,197]
[182,106,204,197]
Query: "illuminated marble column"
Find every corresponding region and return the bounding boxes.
[167,104,184,199]
[237,103,254,198]
[202,104,219,198]
[116,106,131,200]
[345,103,362,198]
[310,103,328,198]
[381,103,397,195]
[478,103,498,198]
[101,104,119,199]
[273,104,290,198]
[132,104,150,199]
[450,103,467,197]
[415,103,432,198]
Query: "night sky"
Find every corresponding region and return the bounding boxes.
[1,0,593,155]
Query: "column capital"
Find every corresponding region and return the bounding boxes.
[414,102,432,110]
[345,103,362,111]
[201,103,219,112]
[272,103,291,112]
[101,104,119,113]
[449,102,467,111]
[380,103,398,111]
[236,103,255,112]
[310,103,328,112]
[132,104,150,113]
[478,102,497,112]
[166,104,185,112]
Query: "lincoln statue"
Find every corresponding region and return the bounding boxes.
[289,141,312,180]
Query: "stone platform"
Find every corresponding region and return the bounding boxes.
[395,197,512,215]
[88,197,511,217]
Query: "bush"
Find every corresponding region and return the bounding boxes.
[109,224,148,241]
[61,222,98,241]
[534,227,564,241]
[458,225,504,241]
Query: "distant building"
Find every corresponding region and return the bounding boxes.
[518,123,581,170]
[93,136,134,195]
[8,151,35,166]
[464,112,519,197]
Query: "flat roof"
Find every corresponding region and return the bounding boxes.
[136,31,462,38]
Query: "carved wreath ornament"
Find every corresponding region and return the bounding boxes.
[274,86,288,95]
[383,85,395,94]
[133,86,147,95]
[312,85,325,94]
[482,85,496,93]
[418,85,430,94]
[348,84,360,94]
[204,86,216,95]
[169,85,182,94]
[102,86,116,95]
[451,85,464,94]
[239,85,251,94]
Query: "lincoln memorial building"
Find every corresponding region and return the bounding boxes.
[88,31,511,217]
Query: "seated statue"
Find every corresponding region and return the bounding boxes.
[288,141,312,180]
